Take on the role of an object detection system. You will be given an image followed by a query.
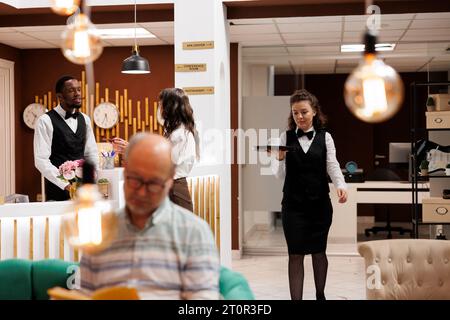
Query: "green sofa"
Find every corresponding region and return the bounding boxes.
[0,259,254,300]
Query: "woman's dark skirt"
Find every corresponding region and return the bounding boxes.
[169,177,194,212]
[282,197,333,255]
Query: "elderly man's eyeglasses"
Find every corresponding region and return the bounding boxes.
[125,176,168,193]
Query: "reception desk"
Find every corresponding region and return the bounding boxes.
[0,172,220,261]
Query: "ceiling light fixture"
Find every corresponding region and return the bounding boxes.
[61,1,103,65]
[343,2,404,123]
[121,0,150,74]
[51,0,80,16]
[62,161,118,254]
[341,43,395,53]
[95,28,156,40]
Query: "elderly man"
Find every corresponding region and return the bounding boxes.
[80,133,220,299]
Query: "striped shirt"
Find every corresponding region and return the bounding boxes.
[80,197,220,300]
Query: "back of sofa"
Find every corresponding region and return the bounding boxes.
[0,259,33,299]
[0,259,78,300]
[0,259,253,300]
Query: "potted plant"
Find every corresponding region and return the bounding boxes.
[446,163,450,176]
[97,178,109,199]
[426,96,435,112]
[420,160,429,176]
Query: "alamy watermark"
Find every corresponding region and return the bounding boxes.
[366,264,382,290]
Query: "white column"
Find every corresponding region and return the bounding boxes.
[174,0,231,267]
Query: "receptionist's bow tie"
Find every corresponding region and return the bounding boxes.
[65,112,78,120]
[297,130,314,140]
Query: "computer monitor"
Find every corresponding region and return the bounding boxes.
[389,142,411,181]
[389,143,410,163]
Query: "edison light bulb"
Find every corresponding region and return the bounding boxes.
[62,184,118,254]
[61,13,103,65]
[344,33,404,123]
[51,0,80,16]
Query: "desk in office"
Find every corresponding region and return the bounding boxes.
[328,181,429,255]
[355,181,429,204]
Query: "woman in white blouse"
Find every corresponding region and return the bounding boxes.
[111,88,199,211]
[269,89,347,300]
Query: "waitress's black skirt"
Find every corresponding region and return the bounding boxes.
[282,197,333,255]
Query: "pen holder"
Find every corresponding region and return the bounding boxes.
[102,157,115,170]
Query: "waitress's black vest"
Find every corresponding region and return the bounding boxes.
[282,129,330,209]
[45,109,86,201]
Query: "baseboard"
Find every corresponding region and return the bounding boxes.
[232,249,242,260]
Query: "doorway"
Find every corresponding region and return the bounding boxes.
[0,58,15,197]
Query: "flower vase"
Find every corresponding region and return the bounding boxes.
[69,182,78,200]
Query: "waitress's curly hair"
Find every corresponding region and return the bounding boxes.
[287,89,327,130]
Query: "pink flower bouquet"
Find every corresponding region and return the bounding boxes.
[57,159,84,184]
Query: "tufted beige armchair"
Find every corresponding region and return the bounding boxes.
[358,239,450,300]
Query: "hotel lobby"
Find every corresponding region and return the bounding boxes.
[0,0,449,301]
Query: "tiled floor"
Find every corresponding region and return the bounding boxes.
[235,219,442,300]
[232,255,366,300]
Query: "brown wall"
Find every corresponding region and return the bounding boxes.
[14,45,174,200]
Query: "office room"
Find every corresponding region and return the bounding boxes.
[0,0,449,303]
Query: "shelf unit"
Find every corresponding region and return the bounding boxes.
[410,81,450,238]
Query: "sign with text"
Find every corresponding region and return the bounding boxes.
[183,87,215,95]
[175,64,207,72]
[182,41,214,50]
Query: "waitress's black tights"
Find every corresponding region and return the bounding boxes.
[288,252,328,300]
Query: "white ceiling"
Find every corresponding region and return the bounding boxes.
[0,12,449,74]
[231,12,450,74]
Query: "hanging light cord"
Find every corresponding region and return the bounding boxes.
[134,0,137,50]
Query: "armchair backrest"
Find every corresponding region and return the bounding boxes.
[358,239,450,300]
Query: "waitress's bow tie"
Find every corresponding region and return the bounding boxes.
[297,130,314,140]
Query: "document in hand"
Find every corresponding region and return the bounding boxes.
[47,286,140,300]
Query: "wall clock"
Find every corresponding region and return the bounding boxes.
[93,102,119,129]
[23,103,47,129]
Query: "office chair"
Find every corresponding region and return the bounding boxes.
[364,168,413,239]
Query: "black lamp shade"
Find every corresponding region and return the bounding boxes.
[121,50,150,74]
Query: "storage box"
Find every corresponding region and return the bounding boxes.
[429,94,450,111]
[426,111,450,129]
[422,197,450,223]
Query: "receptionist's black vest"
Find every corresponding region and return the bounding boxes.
[45,109,86,201]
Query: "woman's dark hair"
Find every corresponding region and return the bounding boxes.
[159,88,200,159]
[158,88,196,137]
[288,89,327,130]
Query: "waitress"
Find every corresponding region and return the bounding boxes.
[270,89,347,300]
[111,88,199,212]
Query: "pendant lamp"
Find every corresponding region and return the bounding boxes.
[343,30,403,123]
[51,0,80,16]
[343,1,404,123]
[121,0,150,74]
[61,12,103,65]
[62,161,118,254]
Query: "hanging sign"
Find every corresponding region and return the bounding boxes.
[182,41,214,50]
[175,64,207,72]
[183,87,215,95]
